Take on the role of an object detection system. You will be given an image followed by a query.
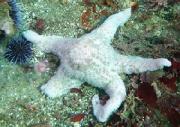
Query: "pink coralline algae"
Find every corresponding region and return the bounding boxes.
[34,60,49,73]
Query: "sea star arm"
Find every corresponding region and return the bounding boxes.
[117,55,171,74]
[87,8,131,44]
[23,30,77,53]
[92,75,126,122]
[41,67,83,98]
[85,65,126,122]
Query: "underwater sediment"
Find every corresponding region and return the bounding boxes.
[0,0,180,127]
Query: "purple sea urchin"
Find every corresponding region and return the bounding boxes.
[2,0,32,64]
[7,0,22,29]
[4,35,32,64]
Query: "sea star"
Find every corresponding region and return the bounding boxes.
[23,8,171,122]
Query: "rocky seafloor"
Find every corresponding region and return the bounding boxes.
[0,0,179,127]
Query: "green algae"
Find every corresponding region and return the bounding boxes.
[0,0,180,126]
[0,2,15,36]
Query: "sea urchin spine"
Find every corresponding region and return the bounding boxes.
[4,35,32,64]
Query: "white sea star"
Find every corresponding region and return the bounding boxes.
[23,8,171,122]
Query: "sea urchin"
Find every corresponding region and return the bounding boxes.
[4,35,33,64]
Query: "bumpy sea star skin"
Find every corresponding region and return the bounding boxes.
[23,8,171,122]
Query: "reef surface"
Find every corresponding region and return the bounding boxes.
[0,0,179,127]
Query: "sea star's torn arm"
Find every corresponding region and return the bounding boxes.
[92,76,126,122]
[23,30,77,53]
[87,66,126,122]
[41,68,83,98]
[117,55,171,74]
[88,8,131,44]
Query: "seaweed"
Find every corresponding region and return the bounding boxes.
[0,0,179,126]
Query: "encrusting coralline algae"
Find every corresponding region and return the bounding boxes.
[0,0,179,126]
